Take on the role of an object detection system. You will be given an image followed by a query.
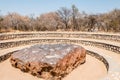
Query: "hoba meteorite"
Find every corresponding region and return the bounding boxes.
[10,44,86,80]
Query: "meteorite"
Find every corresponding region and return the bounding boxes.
[10,44,86,80]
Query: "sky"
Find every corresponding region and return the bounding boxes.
[0,0,120,16]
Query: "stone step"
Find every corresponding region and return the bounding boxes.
[0,38,119,47]
[0,32,120,42]
[0,38,120,54]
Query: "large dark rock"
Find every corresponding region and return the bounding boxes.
[10,44,86,80]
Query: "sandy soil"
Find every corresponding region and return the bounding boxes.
[0,55,107,80]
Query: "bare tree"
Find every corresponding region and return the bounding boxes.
[0,6,120,33]
[71,5,79,30]
[87,15,97,32]
[37,12,59,31]
[57,7,71,30]
[0,10,4,32]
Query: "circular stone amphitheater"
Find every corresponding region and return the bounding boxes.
[0,31,120,80]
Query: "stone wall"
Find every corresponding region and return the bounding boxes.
[0,32,120,42]
[0,39,120,54]
[0,51,16,63]
[87,50,109,71]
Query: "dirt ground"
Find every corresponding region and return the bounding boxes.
[0,55,107,80]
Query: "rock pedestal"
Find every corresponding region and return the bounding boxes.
[10,44,86,80]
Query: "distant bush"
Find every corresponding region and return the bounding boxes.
[0,6,120,33]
